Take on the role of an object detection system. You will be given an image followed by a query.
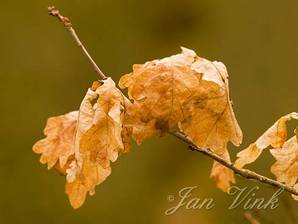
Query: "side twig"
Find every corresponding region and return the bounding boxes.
[48,6,107,80]
[47,6,298,198]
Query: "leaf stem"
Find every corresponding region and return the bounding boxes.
[48,5,298,198]
[48,6,107,80]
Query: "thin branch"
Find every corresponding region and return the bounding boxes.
[48,5,298,198]
[48,6,107,80]
[172,131,298,196]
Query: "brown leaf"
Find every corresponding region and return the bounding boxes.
[178,57,242,191]
[123,101,159,145]
[119,48,201,143]
[179,59,242,154]
[119,48,242,191]
[55,154,75,175]
[33,78,130,209]
[65,159,111,209]
[65,78,128,209]
[120,48,242,148]
[33,111,78,169]
[235,112,298,169]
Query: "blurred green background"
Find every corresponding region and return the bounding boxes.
[1,0,298,223]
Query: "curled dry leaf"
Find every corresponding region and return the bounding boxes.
[66,78,128,209]
[119,48,200,143]
[270,136,298,200]
[33,111,78,170]
[119,48,242,191]
[123,100,159,145]
[178,54,242,192]
[179,58,242,154]
[177,56,242,192]
[33,78,129,209]
[235,112,298,169]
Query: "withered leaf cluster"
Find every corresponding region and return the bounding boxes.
[33,48,243,208]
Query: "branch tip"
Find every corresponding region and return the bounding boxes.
[48,6,72,28]
[47,5,107,79]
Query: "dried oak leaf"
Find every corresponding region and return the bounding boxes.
[178,54,242,192]
[33,111,78,170]
[270,136,298,200]
[179,56,242,154]
[66,78,128,209]
[119,47,200,143]
[123,100,159,145]
[119,48,242,192]
[33,78,130,209]
[235,112,298,169]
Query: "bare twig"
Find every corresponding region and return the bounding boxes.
[48,6,107,79]
[48,5,298,198]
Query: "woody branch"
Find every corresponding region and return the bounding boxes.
[47,6,298,197]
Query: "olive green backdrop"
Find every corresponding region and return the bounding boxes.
[1,0,298,223]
